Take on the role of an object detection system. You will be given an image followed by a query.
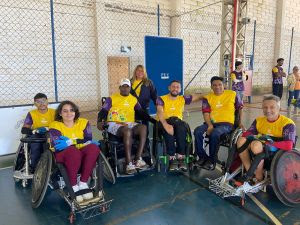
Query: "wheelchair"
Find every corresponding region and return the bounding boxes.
[154,117,194,173]
[31,145,114,224]
[100,97,156,178]
[208,135,300,207]
[13,133,47,187]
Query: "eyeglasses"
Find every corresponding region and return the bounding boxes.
[35,99,48,104]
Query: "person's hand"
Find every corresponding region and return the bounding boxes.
[54,136,73,151]
[265,143,278,152]
[246,135,256,141]
[164,123,174,136]
[259,135,273,144]
[34,127,48,134]
[207,125,214,135]
[239,123,246,131]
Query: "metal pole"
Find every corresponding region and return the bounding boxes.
[251,20,256,70]
[50,0,58,102]
[288,27,294,74]
[157,4,160,36]
[231,0,239,71]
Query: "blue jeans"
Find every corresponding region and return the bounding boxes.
[194,123,232,162]
[288,91,295,106]
[294,90,300,99]
[29,134,45,170]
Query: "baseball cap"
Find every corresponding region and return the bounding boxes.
[120,78,131,87]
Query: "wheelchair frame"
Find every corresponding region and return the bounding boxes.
[207,133,300,207]
[13,135,47,187]
[31,148,114,224]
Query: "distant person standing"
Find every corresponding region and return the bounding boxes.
[231,61,246,101]
[272,58,286,99]
[292,66,300,100]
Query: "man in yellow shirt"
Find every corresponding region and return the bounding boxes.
[237,95,295,182]
[194,76,244,170]
[156,80,203,171]
[22,93,55,172]
[97,78,155,175]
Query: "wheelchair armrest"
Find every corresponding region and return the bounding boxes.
[20,137,47,143]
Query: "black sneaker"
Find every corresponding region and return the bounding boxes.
[169,159,178,171]
[202,160,215,170]
[195,158,206,167]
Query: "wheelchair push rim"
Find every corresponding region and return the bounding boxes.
[100,151,116,184]
[31,150,52,208]
[271,149,300,207]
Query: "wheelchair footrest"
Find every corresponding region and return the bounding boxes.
[13,170,33,180]
[76,199,113,220]
[207,175,270,198]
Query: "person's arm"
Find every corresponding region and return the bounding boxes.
[149,80,158,106]
[48,128,62,149]
[156,97,174,135]
[241,120,258,137]
[202,98,214,135]
[190,93,205,103]
[268,123,295,151]
[21,113,33,134]
[231,72,242,83]
[97,97,112,130]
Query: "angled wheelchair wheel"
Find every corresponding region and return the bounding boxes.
[99,151,116,184]
[13,143,25,173]
[271,149,300,207]
[31,150,52,208]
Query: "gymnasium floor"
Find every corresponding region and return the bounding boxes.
[0,95,299,225]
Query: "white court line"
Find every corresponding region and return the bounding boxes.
[247,193,282,225]
[0,166,13,171]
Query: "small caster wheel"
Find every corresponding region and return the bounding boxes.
[14,177,20,183]
[22,180,27,188]
[69,212,75,224]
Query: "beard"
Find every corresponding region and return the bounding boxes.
[170,92,179,97]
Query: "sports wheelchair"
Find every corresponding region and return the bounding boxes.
[154,117,194,173]
[31,144,114,224]
[194,110,243,172]
[13,133,47,187]
[100,97,156,178]
[208,135,300,207]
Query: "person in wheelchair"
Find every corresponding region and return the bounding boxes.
[49,100,102,203]
[156,80,204,171]
[21,93,55,172]
[194,76,244,170]
[97,78,155,175]
[237,94,295,185]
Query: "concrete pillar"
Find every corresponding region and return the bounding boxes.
[170,0,182,37]
[94,1,109,103]
[273,0,286,62]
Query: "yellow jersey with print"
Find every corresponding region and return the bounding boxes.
[156,94,193,120]
[254,115,295,138]
[24,108,55,130]
[49,118,91,149]
[107,93,138,123]
[132,80,142,97]
[202,90,241,125]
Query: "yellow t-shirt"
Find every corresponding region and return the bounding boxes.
[107,93,138,123]
[203,90,236,124]
[132,80,143,97]
[159,95,186,120]
[255,115,295,138]
[27,108,55,129]
[49,118,89,149]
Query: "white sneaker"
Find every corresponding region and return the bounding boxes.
[135,158,147,169]
[99,190,104,201]
[126,162,137,175]
[72,185,83,203]
[79,182,93,200]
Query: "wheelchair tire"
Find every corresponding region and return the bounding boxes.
[31,150,52,208]
[271,149,300,207]
[13,143,25,172]
[99,151,116,184]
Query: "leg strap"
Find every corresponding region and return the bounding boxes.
[236,139,253,154]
